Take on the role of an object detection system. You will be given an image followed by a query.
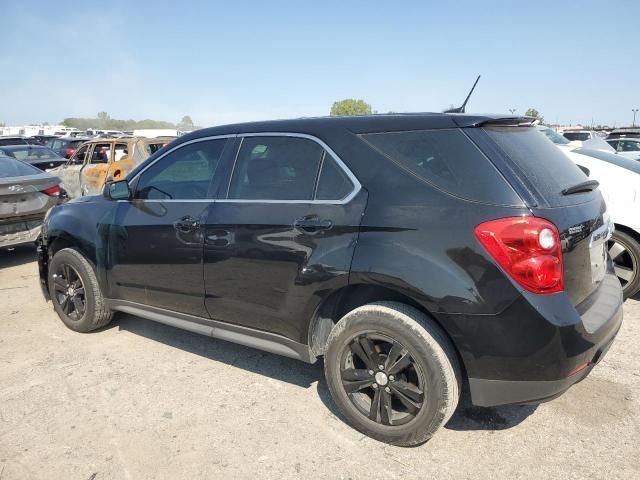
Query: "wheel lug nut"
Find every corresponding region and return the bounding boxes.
[389,375,395,381]
[385,387,391,393]
[378,365,384,370]
[368,370,374,375]
[372,383,378,389]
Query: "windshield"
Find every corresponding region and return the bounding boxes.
[538,127,570,145]
[1,147,62,161]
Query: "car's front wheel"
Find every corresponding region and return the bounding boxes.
[324,302,460,446]
[608,230,640,300]
[48,248,113,332]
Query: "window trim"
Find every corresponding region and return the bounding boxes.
[128,132,361,204]
[222,132,360,204]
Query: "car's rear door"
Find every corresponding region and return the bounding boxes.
[202,134,366,343]
[107,136,233,316]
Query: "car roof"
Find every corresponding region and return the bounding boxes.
[181,113,533,140]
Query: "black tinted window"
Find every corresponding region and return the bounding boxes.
[362,129,520,205]
[563,132,590,141]
[136,139,225,200]
[228,136,323,200]
[484,126,588,204]
[0,138,28,146]
[316,154,354,200]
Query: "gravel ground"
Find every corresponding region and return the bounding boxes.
[1,246,639,480]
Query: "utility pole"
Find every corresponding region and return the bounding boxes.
[508,108,516,115]
[633,109,639,128]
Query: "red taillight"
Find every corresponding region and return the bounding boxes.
[42,185,60,197]
[474,217,563,294]
[65,148,74,156]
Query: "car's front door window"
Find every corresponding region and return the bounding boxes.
[135,139,227,200]
[68,144,89,166]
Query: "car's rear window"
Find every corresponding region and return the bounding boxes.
[483,126,589,204]
[0,157,41,178]
[563,132,590,141]
[361,128,521,205]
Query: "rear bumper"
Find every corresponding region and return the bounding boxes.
[0,219,43,249]
[448,269,624,407]
[468,315,620,406]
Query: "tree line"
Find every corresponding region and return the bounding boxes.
[61,113,197,131]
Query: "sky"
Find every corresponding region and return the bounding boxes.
[1,0,638,128]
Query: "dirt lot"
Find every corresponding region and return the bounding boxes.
[1,246,639,480]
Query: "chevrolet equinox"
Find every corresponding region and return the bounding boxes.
[37,114,623,446]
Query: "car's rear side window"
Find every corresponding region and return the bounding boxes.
[361,128,521,205]
[315,153,354,200]
[483,126,588,204]
[228,136,324,200]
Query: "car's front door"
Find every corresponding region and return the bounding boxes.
[81,141,113,196]
[107,136,233,317]
[57,143,90,198]
[202,134,366,343]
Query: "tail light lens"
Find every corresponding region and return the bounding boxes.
[65,148,74,157]
[474,217,563,294]
[42,185,61,197]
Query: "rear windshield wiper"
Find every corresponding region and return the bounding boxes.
[561,180,599,196]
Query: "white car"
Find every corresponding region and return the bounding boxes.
[569,149,640,299]
[540,126,640,298]
[606,137,640,161]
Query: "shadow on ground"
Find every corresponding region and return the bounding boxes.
[0,245,37,269]
[114,312,537,433]
[113,312,323,389]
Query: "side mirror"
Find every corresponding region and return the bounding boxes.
[104,180,131,200]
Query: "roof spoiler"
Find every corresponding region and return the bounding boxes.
[476,116,537,127]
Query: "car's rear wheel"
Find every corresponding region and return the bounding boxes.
[48,248,113,332]
[324,301,460,446]
[608,230,640,300]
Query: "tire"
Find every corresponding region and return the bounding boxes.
[48,248,113,332]
[608,230,640,300]
[324,301,460,446]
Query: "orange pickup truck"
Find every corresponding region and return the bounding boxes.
[53,137,172,198]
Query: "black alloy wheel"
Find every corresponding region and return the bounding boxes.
[339,333,425,426]
[52,263,86,321]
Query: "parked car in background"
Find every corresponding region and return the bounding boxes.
[38,114,622,446]
[607,128,640,140]
[563,130,600,141]
[52,137,171,198]
[1,155,65,249]
[606,138,640,160]
[48,137,91,159]
[566,148,640,298]
[30,135,60,147]
[0,145,67,171]
[0,136,30,147]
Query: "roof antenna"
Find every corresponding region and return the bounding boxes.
[444,75,481,114]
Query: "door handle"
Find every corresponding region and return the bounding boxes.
[293,216,333,233]
[173,215,200,233]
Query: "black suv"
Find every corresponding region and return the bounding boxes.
[37,114,623,446]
